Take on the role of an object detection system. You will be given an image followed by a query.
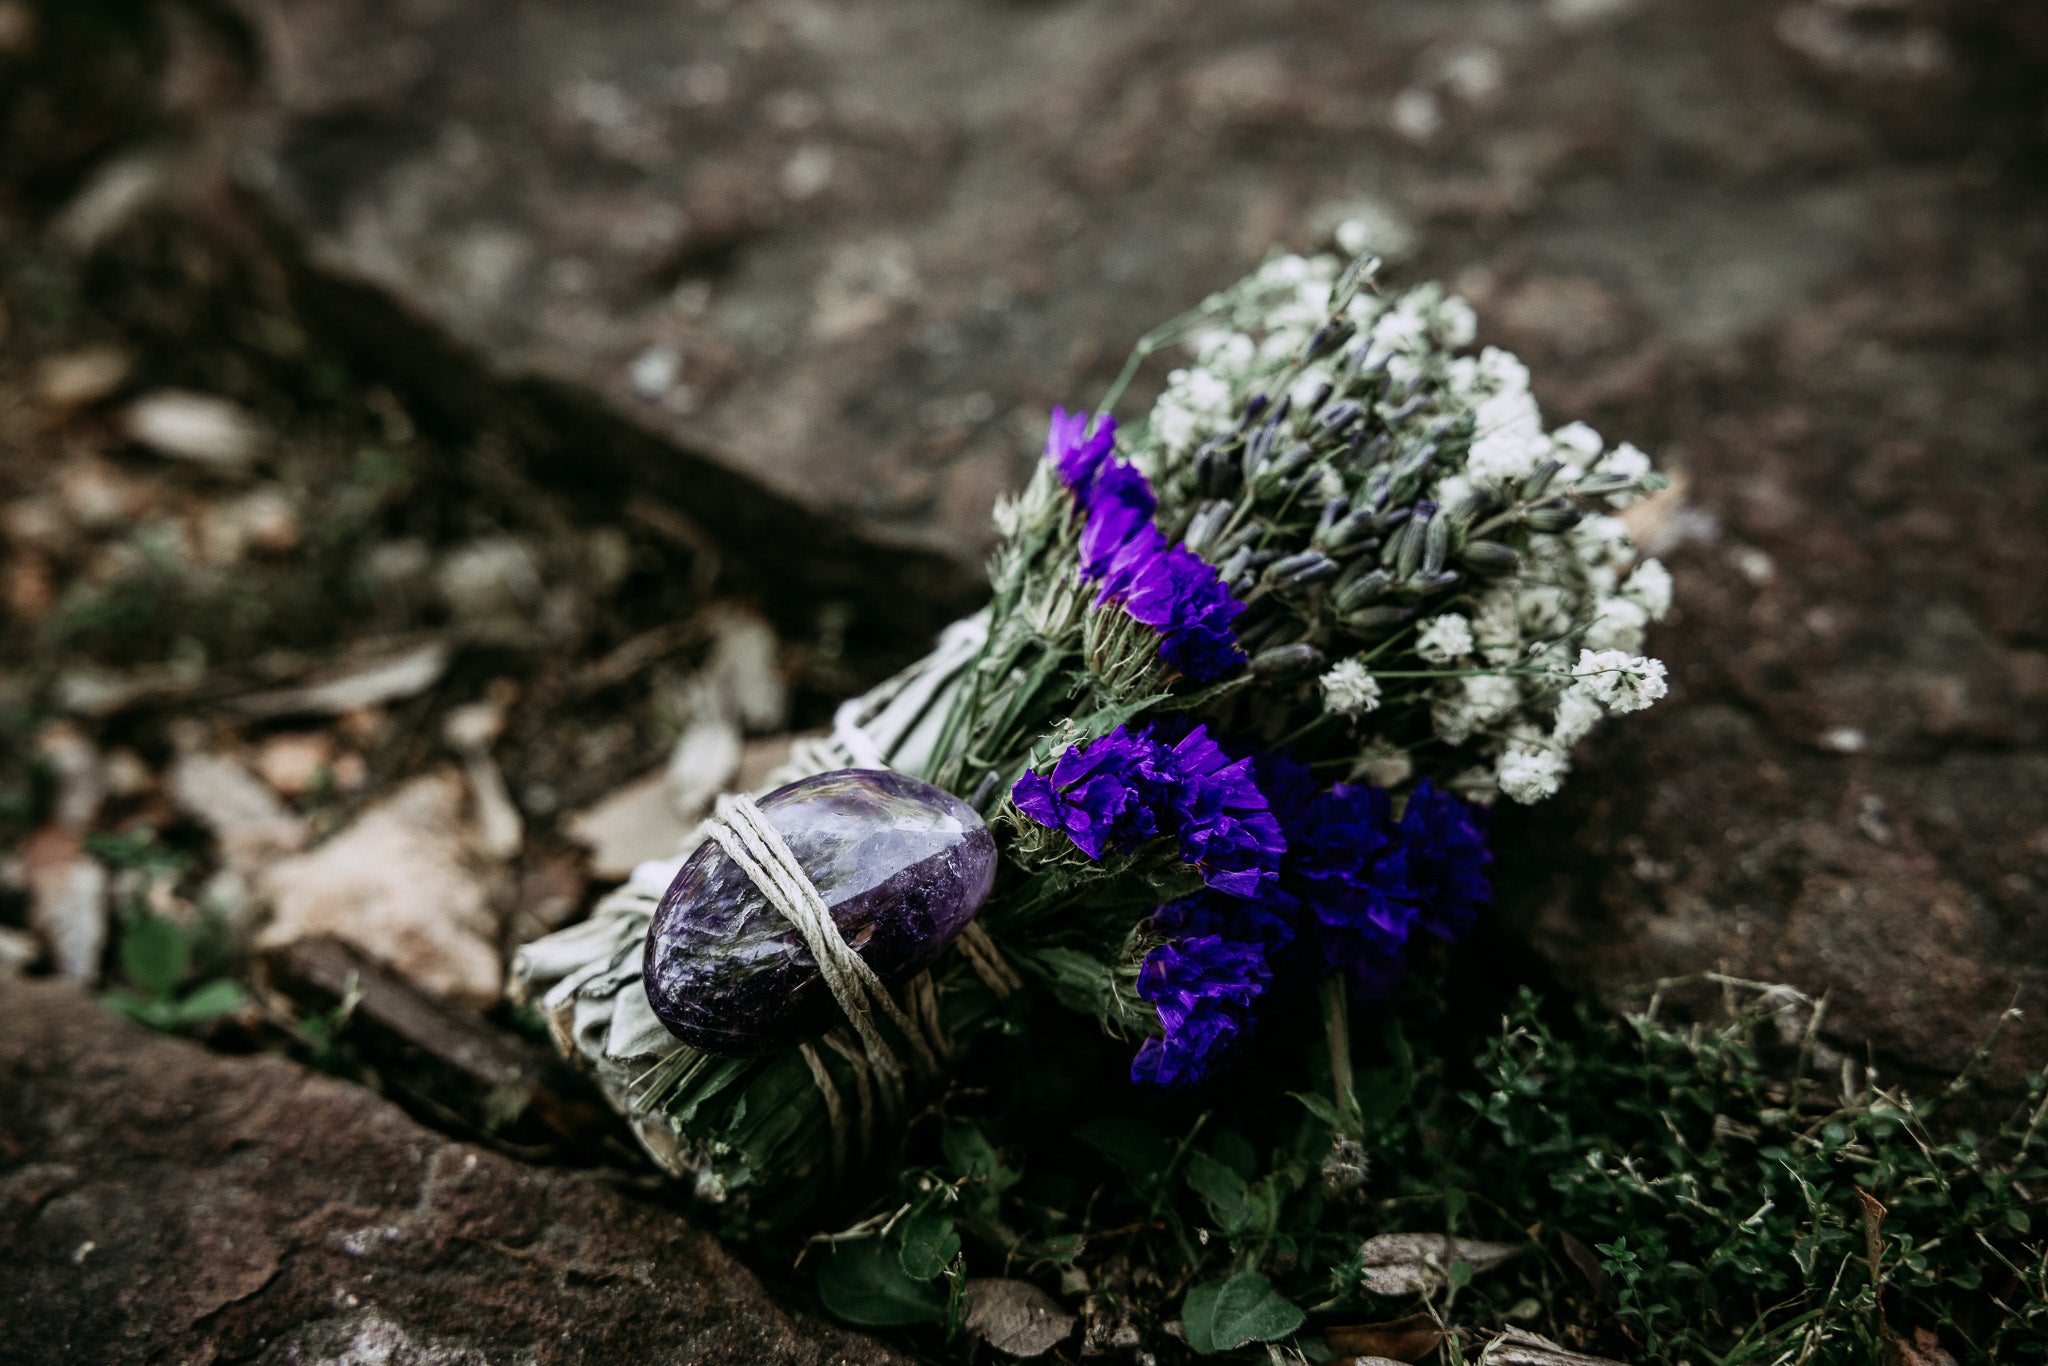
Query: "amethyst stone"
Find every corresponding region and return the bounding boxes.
[644,769,997,1055]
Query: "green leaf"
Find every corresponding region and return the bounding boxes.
[897,1207,961,1281]
[1208,1128,1258,1182]
[121,912,189,998]
[1185,1151,1251,1234]
[172,979,247,1024]
[1075,1116,1170,1183]
[1180,1272,1305,1354]
[816,1239,948,1326]
[943,1121,1020,1192]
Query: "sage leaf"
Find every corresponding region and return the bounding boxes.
[171,979,247,1025]
[817,1239,947,1327]
[897,1207,961,1281]
[122,912,189,998]
[1180,1271,1305,1354]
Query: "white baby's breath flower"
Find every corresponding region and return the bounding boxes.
[1194,330,1258,378]
[1621,557,1673,621]
[1550,421,1603,468]
[1432,295,1478,349]
[1572,649,1668,714]
[1449,764,1499,805]
[1320,658,1383,717]
[1153,367,1234,453]
[1467,422,1550,483]
[1475,345,1530,394]
[1433,472,1474,514]
[1583,596,1650,653]
[1415,613,1475,663]
[1569,513,1635,593]
[1551,685,1603,746]
[1433,673,1520,744]
[1497,733,1570,804]
[1595,440,1651,482]
[1467,384,1548,482]
[1517,583,1574,639]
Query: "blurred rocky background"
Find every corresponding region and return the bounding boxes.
[1,0,2044,1360]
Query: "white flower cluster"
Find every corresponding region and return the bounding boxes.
[1134,252,1674,806]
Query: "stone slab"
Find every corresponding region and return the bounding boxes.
[0,978,902,1365]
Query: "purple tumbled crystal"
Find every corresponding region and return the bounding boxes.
[643,769,997,1055]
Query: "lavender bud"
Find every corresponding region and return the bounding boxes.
[1524,501,1584,533]
[1268,551,1339,586]
[1448,487,1501,525]
[1358,466,1394,513]
[1301,380,1334,416]
[1316,496,1352,537]
[1238,394,1270,430]
[1460,540,1522,577]
[1333,568,1393,613]
[1257,442,1315,487]
[1320,507,1377,553]
[1573,472,1640,497]
[1183,500,1233,556]
[1245,422,1277,472]
[1392,440,1439,482]
[1332,253,1379,310]
[1218,545,1254,586]
[1381,393,1426,424]
[1419,570,1462,592]
[1318,399,1364,432]
[1421,505,1452,577]
[1518,459,1566,501]
[1251,642,1325,677]
[1342,603,1413,632]
[1395,501,1437,580]
[1196,440,1241,497]
[1299,318,1355,362]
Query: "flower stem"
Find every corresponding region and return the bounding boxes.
[1321,973,1358,1135]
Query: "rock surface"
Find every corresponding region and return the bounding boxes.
[224,0,2048,1072]
[0,977,903,1366]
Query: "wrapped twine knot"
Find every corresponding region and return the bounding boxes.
[697,790,1018,1175]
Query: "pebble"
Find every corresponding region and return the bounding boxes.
[34,345,132,410]
[122,390,266,472]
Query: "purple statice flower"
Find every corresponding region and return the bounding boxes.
[1041,408,1246,684]
[1047,405,1116,490]
[1011,722,1283,895]
[1010,726,1162,860]
[1157,725,1285,897]
[1398,780,1492,943]
[1155,885,1300,964]
[1096,534,1247,683]
[1129,935,1271,1088]
[1130,765,1495,1088]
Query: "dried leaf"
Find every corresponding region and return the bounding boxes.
[1478,1327,1633,1365]
[231,637,451,718]
[1556,1229,1614,1306]
[1356,1233,1519,1297]
[1885,1326,1959,1366]
[1323,1312,1445,1361]
[965,1277,1076,1358]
